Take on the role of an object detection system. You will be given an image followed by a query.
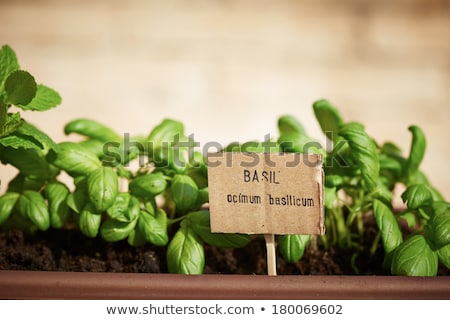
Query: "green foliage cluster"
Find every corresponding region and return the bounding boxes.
[307,100,449,276]
[0,46,249,275]
[0,45,448,275]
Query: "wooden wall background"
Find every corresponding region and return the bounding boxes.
[1,0,449,199]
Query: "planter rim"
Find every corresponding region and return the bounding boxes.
[0,271,449,300]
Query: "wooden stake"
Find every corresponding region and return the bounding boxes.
[264,234,277,276]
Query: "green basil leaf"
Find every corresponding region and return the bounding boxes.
[277,132,324,155]
[5,70,37,106]
[437,244,450,269]
[430,201,449,217]
[127,227,147,247]
[64,118,121,143]
[278,114,306,135]
[0,44,20,92]
[15,190,50,231]
[66,191,85,213]
[401,184,433,210]
[66,183,88,214]
[20,84,61,111]
[78,202,101,238]
[379,154,403,179]
[167,222,205,274]
[78,139,105,158]
[147,118,184,158]
[44,181,70,229]
[129,172,167,199]
[424,209,450,250]
[147,118,184,144]
[391,235,438,276]
[405,125,426,178]
[373,199,403,254]
[100,218,137,242]
[278,234,311,263]
[137,210,168,246]
[155,207,168,230]
[380,141,403,157]
[47,142,102,176]
[0,192,20,225]
[313,99,344,142]
[87,166,118,212]
[106,193,140,222]
[170,174,199,211]
[338,122,379,191]
[188,210,251,248]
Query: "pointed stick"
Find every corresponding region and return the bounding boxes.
[264,233,277,276]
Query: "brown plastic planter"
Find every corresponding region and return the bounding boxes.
[0,271,449,299]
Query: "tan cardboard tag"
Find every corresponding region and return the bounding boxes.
[207,153,325,235]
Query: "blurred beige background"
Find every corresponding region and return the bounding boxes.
[0,0,449,199]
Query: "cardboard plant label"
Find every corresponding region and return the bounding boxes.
[207,153,325,235]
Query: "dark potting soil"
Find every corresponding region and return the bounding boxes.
[0,228,368,275]
[0,222,448,275]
